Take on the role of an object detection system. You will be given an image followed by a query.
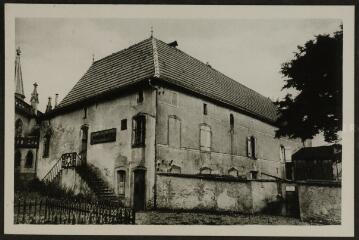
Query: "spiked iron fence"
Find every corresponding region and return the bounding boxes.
[14,198,135,224]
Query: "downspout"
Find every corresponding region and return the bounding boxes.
[150,36,160,209]
[148,79,159,209]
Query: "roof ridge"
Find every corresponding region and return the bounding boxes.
[151,37,160,78]
[154,38,272,102]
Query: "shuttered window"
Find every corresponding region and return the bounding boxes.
[247,136,257,159]
[200,125,211,151]
[132,115,146,147]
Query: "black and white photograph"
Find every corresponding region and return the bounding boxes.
[3,3,356,237]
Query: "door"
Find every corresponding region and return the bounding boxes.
[285,186,300,218]
[80,125,88,165]
[133,169,146,211]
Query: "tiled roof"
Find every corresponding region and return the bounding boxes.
[58,37,278,122]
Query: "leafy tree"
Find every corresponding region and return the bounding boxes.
[275,26,342,143]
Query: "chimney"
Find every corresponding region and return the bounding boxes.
[54,93,59,108]
[46,97,52,113]
[30,82,39,115]
[167,41,178,48]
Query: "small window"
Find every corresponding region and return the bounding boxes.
[83,107,87,119]
[203,103,207,115]
[117,170,126,195]
[43,136,50,158]
[137,90,144,103]
[15,150,21,168]
[25,151,33,168]
[121,119,127,130]
[247,136,257,159]
[132,115,146,147]
[230,114,234,129]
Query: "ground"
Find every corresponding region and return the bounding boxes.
[135,211,312,225]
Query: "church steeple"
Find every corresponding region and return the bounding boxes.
[14,47,25,100]
[30,82,39,114]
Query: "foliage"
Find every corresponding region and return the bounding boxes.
[275,26,342,142]
[15,178,95,202]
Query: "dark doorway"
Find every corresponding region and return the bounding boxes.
[133,169,146,211]
[285,186,300,218]
[80,125,89,165]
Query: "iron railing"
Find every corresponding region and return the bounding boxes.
[42,152,82,183]
[14,197,135,224]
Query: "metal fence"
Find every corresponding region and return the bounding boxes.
[14,198,135,224]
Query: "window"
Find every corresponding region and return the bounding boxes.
[43,136,50,158]
[280,145,286,162]
[132,115,146,147]
[137,90,144,103]
[83,107,87,119]
[247,136,257,159]
[203,103,208,115]
[15,119,23,137]
[168,116,181,147]
[117,170,126,195]
[286,162,293,180]
[230,114,234,129]
[15,150,21,168]
[200,125,211,151]
[25,151,33,168]
[121,119,127,130]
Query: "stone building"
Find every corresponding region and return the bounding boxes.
[14,48,42,184]
[15,36,306,211]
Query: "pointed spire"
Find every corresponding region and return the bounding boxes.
[150,26,154,38]
[92,54,95,64]
[54,93,59,107]
[46,97,52,113]
[30,82,39,114]
[14,47,25,100]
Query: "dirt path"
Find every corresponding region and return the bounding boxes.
[136,211,311,225]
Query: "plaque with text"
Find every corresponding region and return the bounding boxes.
[90,128,117,145]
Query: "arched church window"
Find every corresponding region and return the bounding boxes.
[25,151,33,168]
[15,119,23,137]
[15,150,21,167]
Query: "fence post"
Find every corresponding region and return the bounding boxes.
[22,199,26,223]
[16,199,21,223]
[132,208,136,224]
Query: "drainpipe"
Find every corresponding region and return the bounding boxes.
[148,78,159,209]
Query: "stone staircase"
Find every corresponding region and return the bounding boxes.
[75,164,119,203]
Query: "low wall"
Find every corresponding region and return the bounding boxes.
[297,181,341,224]
[156,173,281,214]
[60,168,92,196]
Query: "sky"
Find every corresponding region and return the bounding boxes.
[15,18,341,145]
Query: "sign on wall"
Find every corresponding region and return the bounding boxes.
[90,128,117,145]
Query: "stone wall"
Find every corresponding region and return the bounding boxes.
[156,173,281,213]
[297,182,341,224]
[60,168,92,196]
[37,87,156,208]
[155,86,303,179]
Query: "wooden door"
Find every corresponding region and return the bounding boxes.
[133,169,146,211]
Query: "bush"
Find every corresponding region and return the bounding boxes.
[15,178,95,202]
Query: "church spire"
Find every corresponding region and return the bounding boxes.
[14,47,25,100]
[46,97,53,113]
[30,82,39,114]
